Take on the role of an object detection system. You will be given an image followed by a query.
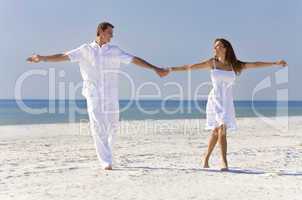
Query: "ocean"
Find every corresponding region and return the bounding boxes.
[0,100,301,125]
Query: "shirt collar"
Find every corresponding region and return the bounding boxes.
[91,41,110,50]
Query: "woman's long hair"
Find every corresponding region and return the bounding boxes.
[214,38,244,75]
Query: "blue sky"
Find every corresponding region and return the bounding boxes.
[0,0,300,100]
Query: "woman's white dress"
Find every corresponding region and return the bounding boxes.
[205,60,237,131]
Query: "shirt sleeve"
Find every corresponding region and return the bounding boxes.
[65,44,87,63]
[117,47,134,64]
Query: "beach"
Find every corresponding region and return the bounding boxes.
[0,117,301,200]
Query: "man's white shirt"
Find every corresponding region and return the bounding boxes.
[66,41,134,101]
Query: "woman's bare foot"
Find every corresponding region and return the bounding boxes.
[104,165,112,170]
[220,167,229,171]
[202,158,210,168]
[220,162,228,171]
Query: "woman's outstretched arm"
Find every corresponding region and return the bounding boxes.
[242,60,287,69]
[169,58,213,72]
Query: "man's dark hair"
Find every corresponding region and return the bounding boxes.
[96,22,114,36]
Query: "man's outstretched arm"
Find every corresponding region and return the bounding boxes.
[131,56,169,77]
[27,53,70,63]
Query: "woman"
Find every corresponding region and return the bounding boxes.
[167,38,287,171]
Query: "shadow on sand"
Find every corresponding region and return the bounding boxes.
[117,166,302,176]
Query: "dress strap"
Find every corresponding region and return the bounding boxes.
[213,58,217,69]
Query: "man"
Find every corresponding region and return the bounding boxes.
[27,22,169,170]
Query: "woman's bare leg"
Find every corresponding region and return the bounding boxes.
[218,124,228,171]
[202,128,219,168]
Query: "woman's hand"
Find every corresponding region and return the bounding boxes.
[155,68,170,77]
[275,60,287,67]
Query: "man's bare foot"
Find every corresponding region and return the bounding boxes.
[104,165,112,170]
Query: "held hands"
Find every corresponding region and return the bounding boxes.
[26,54,43,63]
[275,60,287,67]
[155,67,171,77]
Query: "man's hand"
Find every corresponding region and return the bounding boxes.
[275,60,287,67]
[155,68,170,77]
[26,53,69,63]
[27,54,44,63]
[131,57,170,77]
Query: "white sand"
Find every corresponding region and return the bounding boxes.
[0,117,301,200]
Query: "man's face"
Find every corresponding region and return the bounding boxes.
[99,27,113,43]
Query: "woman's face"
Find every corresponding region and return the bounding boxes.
[213,41,226,57]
